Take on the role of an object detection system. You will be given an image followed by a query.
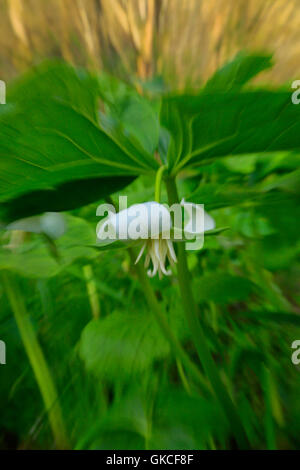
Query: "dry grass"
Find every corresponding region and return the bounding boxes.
[0,0,300,87]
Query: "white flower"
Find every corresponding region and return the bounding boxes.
[97,201,215,279]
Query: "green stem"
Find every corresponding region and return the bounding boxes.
[83,264,101,319]
[128,248,209,393]
[2,271,68,449]
[176,358,192,395]
[165,177,250,449]
[108,194,208,392]
[154,165,167,202]
[262,366,276,450]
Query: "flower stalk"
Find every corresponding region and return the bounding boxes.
[107,196,208,389]
[2,271,68,449]
[165,176,250,449]
[128,247,208,392]
[83,264,101,319]
[154,164,167,203]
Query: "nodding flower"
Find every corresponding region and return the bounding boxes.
[97,201,215,279]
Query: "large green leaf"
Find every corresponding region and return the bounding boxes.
[75,385,229,450]
[0,64,157,222]
[98,73,160,156]
[160,54,300,173]
[187,182,261,210]
[163,90,300,172]
[193,273,259,304]
[159,100,184,170]
[79,311,175,381]
[237,311,300,327]
[204,51,273,92]
[150,387,229,449]
[0,99,137,221]
[0,215,97,278]
[7,61,99,123]
[162,51,274,171]
[0,243,61,278]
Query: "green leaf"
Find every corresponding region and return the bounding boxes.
[0,174,134,223]
[0,215,97,278]
[7,60,99,123]
[237,311,300,327]
[233,211,275,238]
[159,101,183,169]
[56,214,97,264]
[260,168,300,194]
[160,52,276,171]
[150,387,229,449]
[98,73,160,157]
[188,182,261,210]
[92,240,140,251]
[204,51,273,92]
[164,90,300,172]
[0,64,159,222]
[0,99,139,221]
[92,431,145,450]
[79,311,172,381]
[0,243,60,279]
[193,273,258,304]
[119,95,160,155]
[161,52,300,174]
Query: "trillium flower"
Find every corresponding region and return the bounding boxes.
[180,199,215,251]
[97,201,215,279]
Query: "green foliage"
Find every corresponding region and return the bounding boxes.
[162,90,300,173]
[98,73,160,155]
[204,51,273,92]
[79,312,171,381]
[0,64,143,222]
[0,215,96,278]
[193,273,258,304]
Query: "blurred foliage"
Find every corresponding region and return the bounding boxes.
[1,0,300,88]
[0,0,300,452]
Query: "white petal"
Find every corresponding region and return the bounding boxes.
[40,213,66,239]
[204,212,216,232]
[167,240,177,263]
[180,199,215,235]
[103,202,172,241]
[148,254,158,277]
[144,252,151,268]
[157,242,169,276]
